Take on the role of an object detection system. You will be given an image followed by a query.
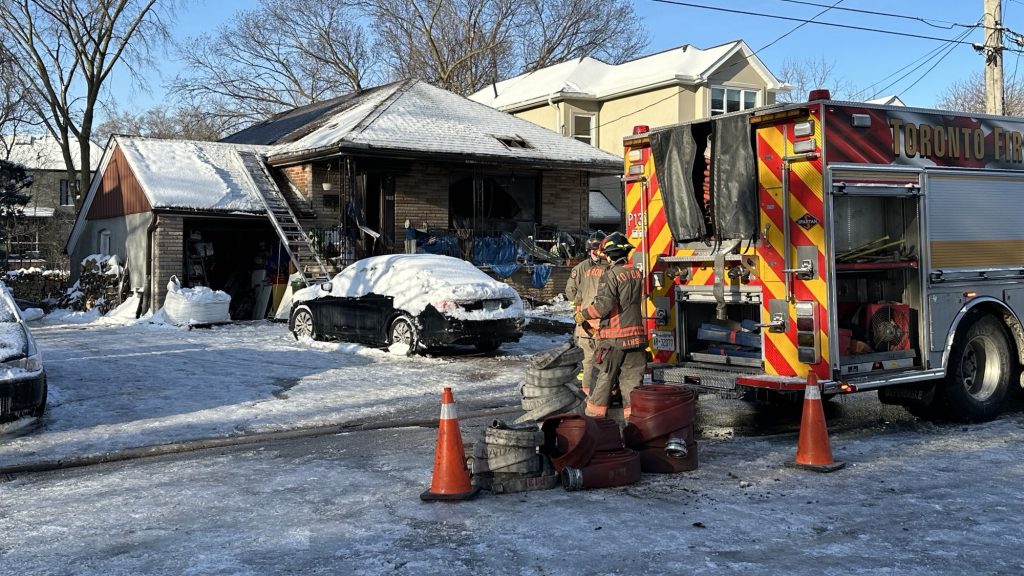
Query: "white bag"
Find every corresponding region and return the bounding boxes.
[163,275,231,325]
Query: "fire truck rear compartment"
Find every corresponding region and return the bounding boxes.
[832,193,923,376]
[676,298,763,368]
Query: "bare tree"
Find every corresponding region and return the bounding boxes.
[517,0,647,71]
[94,104,229,143]
[937,71,1024,116]
[171,0,377,133]
[0,55,42,161]
[0,0,174,210]
[368,0,518,95]
[775,56,858,103]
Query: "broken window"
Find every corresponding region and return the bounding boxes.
[449,174,538,233]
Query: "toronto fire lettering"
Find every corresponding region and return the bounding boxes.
[889,118,1024,163]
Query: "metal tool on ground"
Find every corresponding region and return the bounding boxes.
[421,387,481,501]
[785,373,845,473]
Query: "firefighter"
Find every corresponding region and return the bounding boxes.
[574,231,647,419]
[565,231,608,395]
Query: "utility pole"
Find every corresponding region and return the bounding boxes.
[984,0,1004,115]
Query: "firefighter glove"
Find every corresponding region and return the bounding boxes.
[573,309,586,325]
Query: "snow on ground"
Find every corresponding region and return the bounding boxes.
[3,410,1024,574]
[0,317,567,468]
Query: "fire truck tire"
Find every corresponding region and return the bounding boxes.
[942,313,1011,423]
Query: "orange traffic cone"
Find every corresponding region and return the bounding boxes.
[785,373,845,473]
[421,387,481,501]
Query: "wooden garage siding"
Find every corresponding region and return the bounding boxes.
[86,145,152,219]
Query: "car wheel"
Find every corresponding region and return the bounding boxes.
[32,377,47,418]
[474,339,501,353]
[389,315,420,354]
[943,313,1010,422]
[290,305,318,340]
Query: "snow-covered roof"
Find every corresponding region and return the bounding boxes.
[1,134,102,171]
[589,190,620,224]
[114,137,272,212]
[227,80,623,171]
[864,95,906,107]
[469,41,786,111]
[21,207,55,218]
[66,137,275,255]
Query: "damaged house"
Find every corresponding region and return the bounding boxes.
[65,79,623,316]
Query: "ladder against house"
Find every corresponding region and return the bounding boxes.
[235,150,331,286]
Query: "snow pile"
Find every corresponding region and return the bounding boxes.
[293,254,524,321]
[162,276,231,326]
[20,308,44,322]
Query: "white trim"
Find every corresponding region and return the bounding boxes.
[709,85,760,116]
[570,112,596,146]
[65,136,119,254]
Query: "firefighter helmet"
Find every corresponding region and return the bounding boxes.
[586,231,607,252]
[602,231,633,261]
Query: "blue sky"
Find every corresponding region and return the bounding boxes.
[109,0,1012,114]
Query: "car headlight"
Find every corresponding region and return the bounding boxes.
[4,352,42,372]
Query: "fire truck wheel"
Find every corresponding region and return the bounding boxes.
[943,313,1011,423]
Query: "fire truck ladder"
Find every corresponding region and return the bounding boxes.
[236,150,331,286]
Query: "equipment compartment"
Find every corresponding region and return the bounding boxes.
[831,193,924,373]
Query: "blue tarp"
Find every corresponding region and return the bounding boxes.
[532,263,553,289]
[490,263,520,278]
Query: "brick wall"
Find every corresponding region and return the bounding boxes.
[394,162,450,246]
[542,170,589,231]
[486,265,572,304]
[280,165,311,198]
[151,215,183,311]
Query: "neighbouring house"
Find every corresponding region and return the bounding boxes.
[66,79,623,316]
[468,40,789,226]
[865,95,906,107]
[2,134,102,270]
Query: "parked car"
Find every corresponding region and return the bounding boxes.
[289,254,524,352]
[0,281,46,422]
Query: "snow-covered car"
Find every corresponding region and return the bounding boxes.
[0,281,46,422]
[289,254,524,352]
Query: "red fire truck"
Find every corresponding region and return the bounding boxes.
[626,90,1024,421]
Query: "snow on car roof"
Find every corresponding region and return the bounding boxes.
[297,254,521,317]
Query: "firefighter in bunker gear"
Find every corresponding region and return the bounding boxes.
[565,231,608,395]
[579,232,647,419]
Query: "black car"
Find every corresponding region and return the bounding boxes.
[0,282,46,423]
[289,254,524,353]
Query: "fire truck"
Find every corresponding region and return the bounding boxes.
[626,90,1024,422]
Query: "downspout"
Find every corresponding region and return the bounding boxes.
[548,93,562,135]
[142,213,158,317]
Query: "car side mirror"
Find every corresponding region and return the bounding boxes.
[319,282,332,293]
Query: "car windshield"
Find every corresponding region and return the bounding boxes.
[0,295,26,362]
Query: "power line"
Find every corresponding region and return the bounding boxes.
[867,24,978,99]
[776,0,974,29]
[849,31,965,99]
[650,0,1009,48]
[894,31,968,98]
[591,0,845,131]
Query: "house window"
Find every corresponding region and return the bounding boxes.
[99,229,111,255]
[710,87,759,116]
[572,114,594,145]
[59,180,73,206]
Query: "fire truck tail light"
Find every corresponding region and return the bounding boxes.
[794,301,820,364]
[792,139,816,154]
[633,125,650,135]
[628,149,643,162]
[628,164,644,176]
[793,121,814,137]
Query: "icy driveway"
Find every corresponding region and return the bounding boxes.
[0,320,565,467]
